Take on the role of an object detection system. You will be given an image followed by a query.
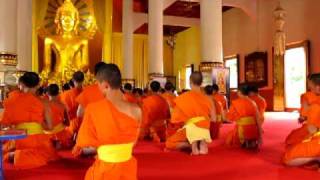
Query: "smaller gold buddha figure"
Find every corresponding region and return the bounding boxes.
[43,0,89,80]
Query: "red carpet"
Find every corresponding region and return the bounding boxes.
[4,112,320,180]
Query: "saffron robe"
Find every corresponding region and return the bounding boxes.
[166,91,212,149]
[1,93,58,169]
[249,95,267,123]
[76,84,104,109]
[74,99,139,180]
[226,98,260,147]
[213,93,228,111]
[283,104,320,164]
[140,94,170,142]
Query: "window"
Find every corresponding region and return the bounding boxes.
[224,55,239,89]
[185,64,193,89]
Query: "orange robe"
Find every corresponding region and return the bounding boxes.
[76,84,104,109]
[1,93,58,169]
[226,98,259,147]
[61,88,82,133]
[283,104,320,164]
[74,99,139,180]
[124,92,138,104]
[166,91,212,149]
[249,95,267,123]
[140,94,170,142]
[285,92,320,147]
[48,101,72,148]
[210,99,223,140]
[213,93,228,111]
[161,92,176,108]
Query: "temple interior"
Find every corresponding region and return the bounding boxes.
[1,0,320,179]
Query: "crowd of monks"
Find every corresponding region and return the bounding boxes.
[1,61,320,179]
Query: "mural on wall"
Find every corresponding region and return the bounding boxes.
[245,51,268,88]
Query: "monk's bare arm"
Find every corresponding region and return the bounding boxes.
[43,101,53,130]
[77,105,85,119]
[251,101,263,144]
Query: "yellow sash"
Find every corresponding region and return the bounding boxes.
[184,116,211,144]
[302,131,320,143]
[44,123,65,134]
[97,143,134,163]
[16,122,44,135]
[236,117,255,144]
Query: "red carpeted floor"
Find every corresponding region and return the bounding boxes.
[4,112,320,180]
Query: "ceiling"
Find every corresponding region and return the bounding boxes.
[113,0,233,35]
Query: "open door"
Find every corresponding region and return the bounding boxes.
[284,41,310,110]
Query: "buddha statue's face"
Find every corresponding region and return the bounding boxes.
[59,11,77,33]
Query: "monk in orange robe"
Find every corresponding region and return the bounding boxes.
[140,81,170,142]
[285,74,320,148]
[225,85,262,149]
[73,63,141,180]
[76,62,106,119]
[204,85,223,140]
[161,81,176,108]
[46,84,72,148]
[166,72,216,155]
[60,71,84,137]
[283,103,320,167]
[1,72,58,169]
[132,88,144,104]
[212,84,228,121]
[247,85,267,123]
[123,83,138,103]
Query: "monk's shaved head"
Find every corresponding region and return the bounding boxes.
[47,84,60,96]
[204,85,213,95]
[96,63,122,89]
[190,71,203,86]
[21,72,40,88]
[72,71,84,83]
[94,61,107,75]
[310,73,320,85]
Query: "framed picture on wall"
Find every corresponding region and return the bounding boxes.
[224,55,239,89]
[245,51,268,87]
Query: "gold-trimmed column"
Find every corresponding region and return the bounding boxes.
[102,0,113,62]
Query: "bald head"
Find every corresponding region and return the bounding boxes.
[96,63,122,89]
[190,71,203,87]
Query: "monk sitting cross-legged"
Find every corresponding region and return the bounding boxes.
[73,63,141,180]
[204,85,224,140]
[166,72,216,155]
[45,84,71,149]
[1,72,59,169]
[76,62,106,119]
[285,74,320,148]
[139,81,171,142]
[212,84,228,122]
[225,85,262,149]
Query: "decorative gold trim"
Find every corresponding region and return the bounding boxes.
[0,52,18,66]
[199,62,223,72]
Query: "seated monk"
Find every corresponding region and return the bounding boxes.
[247,85,267,123]
[1,72,58,169]
[283,103,320,167]
[123,83,138,103]
[212,84,228,122]
[161,81,176,109]
[166,72,216,155]
[46,84,71,149]
[285,74,320,148]
[140,81,171,142]
[61,71,84,138]
[204,85,223,140]
[225,85,262,149]
[73,63,141,180]
[76,62,106,119]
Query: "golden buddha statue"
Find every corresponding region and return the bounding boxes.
[43,0,89,80]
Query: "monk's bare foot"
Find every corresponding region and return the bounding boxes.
[199,140,208,155]
[191,141,199,155]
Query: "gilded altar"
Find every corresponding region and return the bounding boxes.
[36,0,99,85]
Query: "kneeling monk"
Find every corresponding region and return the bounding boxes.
[140,81,170,142]
[166,72,216,155]
[226,85,262,149]
[1,72,58,169]
[74,63,141,180]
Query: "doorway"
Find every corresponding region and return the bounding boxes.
[284,41,309,110]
